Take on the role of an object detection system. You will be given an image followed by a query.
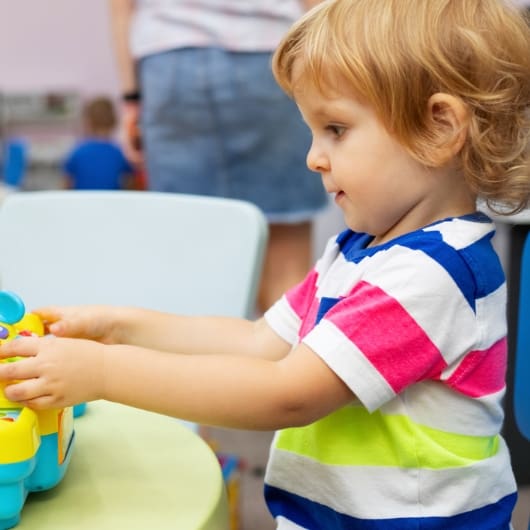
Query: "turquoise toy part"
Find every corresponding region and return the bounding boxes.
[0,292,25,325]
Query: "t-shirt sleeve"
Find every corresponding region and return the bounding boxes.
[264,267,320,345]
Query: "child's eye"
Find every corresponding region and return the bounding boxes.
[326,124,346,137]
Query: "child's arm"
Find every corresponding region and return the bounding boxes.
[35,305,288,360]
[0,330,353,430]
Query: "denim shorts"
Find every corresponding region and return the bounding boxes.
[139,47,328,223]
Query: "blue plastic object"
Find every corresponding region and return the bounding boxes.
[514,233,530,530]
[2,139,27,188]
[0,292,25,324]
[514,233,530,441]
[0,291,82,530]
[0,408,76,530]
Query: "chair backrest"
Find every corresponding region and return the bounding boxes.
[514,232,530,441]
[0,190,267,319]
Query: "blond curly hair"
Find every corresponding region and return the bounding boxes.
[273,0,530,214]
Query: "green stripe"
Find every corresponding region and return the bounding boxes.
[275,405,499,469]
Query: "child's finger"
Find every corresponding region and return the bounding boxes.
[0,355,39,381]
[0,336,41,358]
[33,306,63,331]
[33,308,77,337]
[33,305,62,319]
[2,378,48,404]
[17,395,59,411]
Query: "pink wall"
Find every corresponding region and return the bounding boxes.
[1,0,527,97]
[0,0,119,97]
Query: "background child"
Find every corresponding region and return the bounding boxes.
[1,0,530,528]
[63,96,135,190]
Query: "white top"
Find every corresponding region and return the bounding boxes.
[130,0,305,58]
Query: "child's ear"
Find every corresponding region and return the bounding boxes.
[427,93,469,165]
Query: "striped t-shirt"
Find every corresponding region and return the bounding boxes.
[264,213,517,529]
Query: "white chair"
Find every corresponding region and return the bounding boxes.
[0,190,267,318]
[0,190,265,527]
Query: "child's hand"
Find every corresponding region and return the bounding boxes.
[0,335,105,409]
[35,305,122,344]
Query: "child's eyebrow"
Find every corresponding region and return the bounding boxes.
[308,102,352,120]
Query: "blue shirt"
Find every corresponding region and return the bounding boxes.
[63,139,133,190]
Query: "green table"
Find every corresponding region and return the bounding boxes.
[17,401,229,530]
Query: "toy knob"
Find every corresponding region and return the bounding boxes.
[0,291,25,324]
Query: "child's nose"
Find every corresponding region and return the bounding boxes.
[306,143,329,173]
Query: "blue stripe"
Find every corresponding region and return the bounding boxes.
[401,231,504,308]
[336,230,372,256]
[335,216,504,311]
[460,235,505,297]
[265,485,516,529]
[316,297,341,324]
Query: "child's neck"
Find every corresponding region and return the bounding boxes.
[368,198,477,247]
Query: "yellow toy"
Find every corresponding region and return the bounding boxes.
[0,291,76,530]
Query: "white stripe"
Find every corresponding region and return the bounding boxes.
[265,297,301,345]
[265,440,516,519]
[276,516,308,529]
[424,217,493,249]
[474,284,507,348]
[441,284,506,381]
[314,236,340,281]
[303,319,395,412]
[381,382,506,436]
[440,284,506,380]
[315,249,362,296]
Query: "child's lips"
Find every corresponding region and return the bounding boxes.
[334,191,345,203]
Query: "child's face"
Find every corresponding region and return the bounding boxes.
[294,77,444,244]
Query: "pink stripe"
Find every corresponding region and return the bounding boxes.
[299,298,321,340]
[285,269,318,320]
[446,337,507,397]
[325,281,446,393]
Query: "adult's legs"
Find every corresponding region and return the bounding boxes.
[258,222,312,313]
[140,49,327,315]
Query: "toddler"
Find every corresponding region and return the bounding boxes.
[63,96,134,190]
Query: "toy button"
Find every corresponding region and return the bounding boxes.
[0,326,9,339]
[0,291,25,324]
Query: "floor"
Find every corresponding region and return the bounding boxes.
[210,427,530,530]
[209,428,275,530]
[514,487,530,530]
